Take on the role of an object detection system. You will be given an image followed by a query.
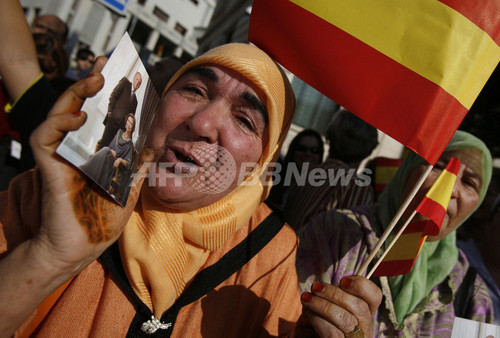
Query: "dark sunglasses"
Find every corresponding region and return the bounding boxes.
[78,57,95,64]
[296,144,321,155]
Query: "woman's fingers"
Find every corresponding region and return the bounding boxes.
[301,288,360,335]
[31,55,106,159]
[91,56,107,73]
[30,72,104,176]
[301,308,345,337]
[31,73,104,149]
[31,109,87,159]
[301,278,382,337]
[339,276,382,315]
[47,72,104,120]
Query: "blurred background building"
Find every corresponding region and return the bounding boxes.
[21,0,216,65]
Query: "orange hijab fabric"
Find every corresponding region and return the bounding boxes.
[119,43,296,317]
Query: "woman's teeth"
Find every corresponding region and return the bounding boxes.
[175,150,195,165]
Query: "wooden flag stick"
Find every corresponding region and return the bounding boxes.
[366,209,417,279]
[355,164,433,276]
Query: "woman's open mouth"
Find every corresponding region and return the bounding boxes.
[174,150,197,166]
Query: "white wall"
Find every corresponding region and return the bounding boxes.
[21,0,216,62]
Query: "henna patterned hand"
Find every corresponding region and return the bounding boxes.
[30,57,154,274]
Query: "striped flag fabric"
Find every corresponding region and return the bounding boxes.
[374,157,403,194]
[372,157,461,277]
[248,0,500,165]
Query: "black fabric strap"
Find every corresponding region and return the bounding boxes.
[453,265,477,318]
[100,208,285,337]
[99,239,154,325]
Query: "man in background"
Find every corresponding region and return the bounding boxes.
[32,14,68,45]
[283,108,379,232]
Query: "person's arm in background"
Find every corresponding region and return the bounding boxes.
[0,0,41,102]
[0,0,59,171]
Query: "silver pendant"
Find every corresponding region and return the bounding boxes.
[140,315,172,334]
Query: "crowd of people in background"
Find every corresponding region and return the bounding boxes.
[266,128,324,209]
[65,47,95,81]
[281,108,379,232]
[0,0,499,336]
[0,9,95,189]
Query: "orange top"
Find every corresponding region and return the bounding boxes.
[1,170,302,337]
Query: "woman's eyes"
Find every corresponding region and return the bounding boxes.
[435,160,479,193]
[235,114,255,132]
[183,86,205,96]
[462,177,480,192]
[179,84,262,134]
[433,161,446,171]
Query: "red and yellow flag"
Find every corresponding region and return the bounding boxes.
[372,157,461,277]
[374,158,403,193]
[248,0,500,165]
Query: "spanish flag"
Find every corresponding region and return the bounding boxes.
[248,0,500,165]
[372,157,461,277]
[374,157,403,193]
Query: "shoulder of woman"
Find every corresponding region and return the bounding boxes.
[449,248,480,293]
[313,206,377,235]
[253,203,298,250]
[296,207,373,257]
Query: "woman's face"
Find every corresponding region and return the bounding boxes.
[145,64,268,210]
[76,55,94,72]
[125,116,134,133]
[400,149,483,241]
[292,135,322,168]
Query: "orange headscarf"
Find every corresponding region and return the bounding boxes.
[119,43,295,317]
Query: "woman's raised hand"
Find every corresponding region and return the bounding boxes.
[30,57,154,274]
[0,57,153,336]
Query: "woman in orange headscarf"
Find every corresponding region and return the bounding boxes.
[0,42,380,337]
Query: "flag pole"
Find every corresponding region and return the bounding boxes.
[355,164,433,276]
[366,209,417,278]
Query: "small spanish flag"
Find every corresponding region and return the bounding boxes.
[372,157,461,277]
[249,0,500,165]
[374,158,403,193]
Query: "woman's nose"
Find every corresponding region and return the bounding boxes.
[450,181,460,199]
[186,103,224,143]
[450,165,466,199]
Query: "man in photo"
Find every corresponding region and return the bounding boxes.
[97,71,142,151]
